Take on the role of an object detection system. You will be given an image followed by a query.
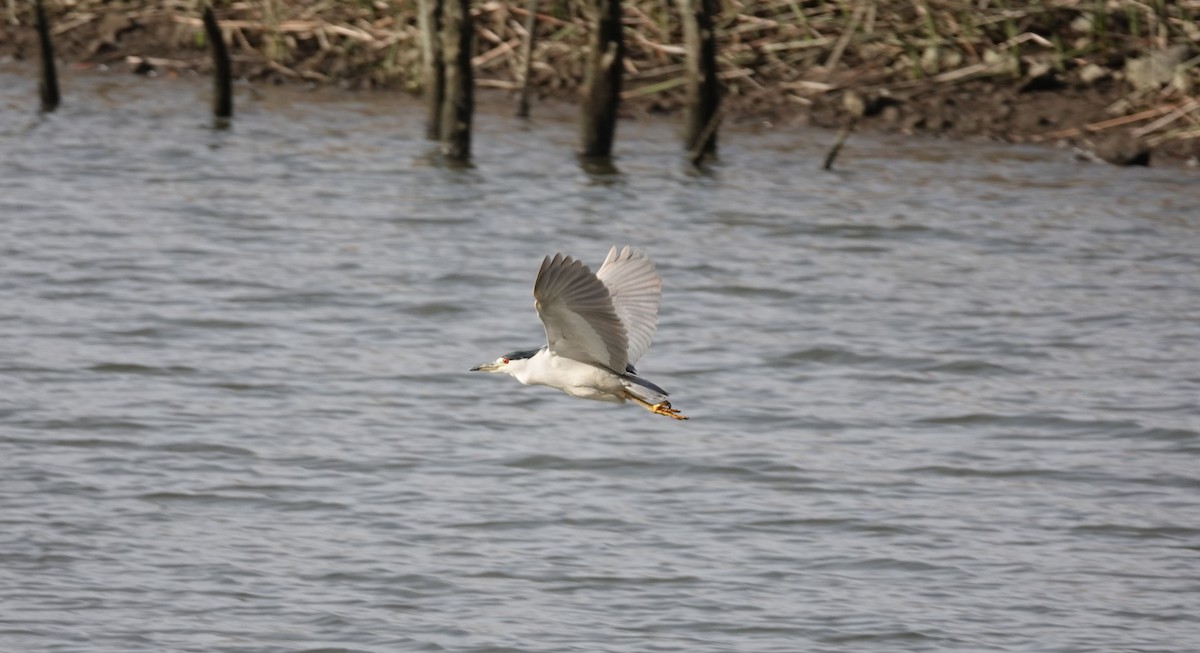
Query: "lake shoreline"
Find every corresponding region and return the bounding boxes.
[3,1,1197,165]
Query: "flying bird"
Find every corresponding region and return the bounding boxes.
[471,246,687,420]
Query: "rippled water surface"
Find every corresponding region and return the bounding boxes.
[2,69,1199,653]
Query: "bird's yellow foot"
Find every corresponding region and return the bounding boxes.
[652,401,688,420]
[624,390,689,420]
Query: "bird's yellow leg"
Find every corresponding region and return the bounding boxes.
[623,391,688,420]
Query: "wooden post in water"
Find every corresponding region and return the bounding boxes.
[201,3,233,123]
[418,0,446,140]
[34,0,59,112]
[438,0,473,161]
[822,91,864,170]
[515,0,539,118]
[678,0,719,163]
[578,0,624,158]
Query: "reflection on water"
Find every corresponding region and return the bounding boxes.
[2,67,1199,653]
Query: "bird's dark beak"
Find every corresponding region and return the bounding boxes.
[470,361,500,372]
[469,364,482,371]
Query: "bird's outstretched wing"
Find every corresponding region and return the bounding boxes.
[533,253,628,372]
[595,246,662,367]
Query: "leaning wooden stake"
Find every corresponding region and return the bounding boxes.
[678,0,719,162]
[579,0,624,158]
[418,0,445,140]
[34,0,59,112]
[201,3,233,122]
[822,122,854,170]
[823,92,865,170]
[515,0,539,118]
[439,0,473,161]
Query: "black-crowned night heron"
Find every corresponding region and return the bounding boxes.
[471,246,687,420]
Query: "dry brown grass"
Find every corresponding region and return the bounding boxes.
[9,1,1200,144]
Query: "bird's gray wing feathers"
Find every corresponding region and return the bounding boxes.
[533,253,628,371]
[595,246,662,366]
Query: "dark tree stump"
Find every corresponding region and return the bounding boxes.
[202,4,233,123]
[438,0,473,162]
[35,0,59,113]
[578,0,623,158]
[419,0,446,140]
[515,0,539,119]
[678,0,719,163]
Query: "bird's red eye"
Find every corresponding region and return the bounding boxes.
[502,358,510,364]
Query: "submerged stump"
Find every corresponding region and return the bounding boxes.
[438,0,473,162]
[418,0,446,140]
[201,4,233,123]
[578,0,623,159]
[34,0,59,112]
[678,0,719,163]
[515,0,539,119]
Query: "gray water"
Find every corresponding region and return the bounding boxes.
[2,69,1199,653]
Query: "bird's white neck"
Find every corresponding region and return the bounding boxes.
[506,347,551,386]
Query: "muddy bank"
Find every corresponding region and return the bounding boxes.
[3,1,1198,164]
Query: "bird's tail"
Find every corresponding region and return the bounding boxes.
[620,375,670,405]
